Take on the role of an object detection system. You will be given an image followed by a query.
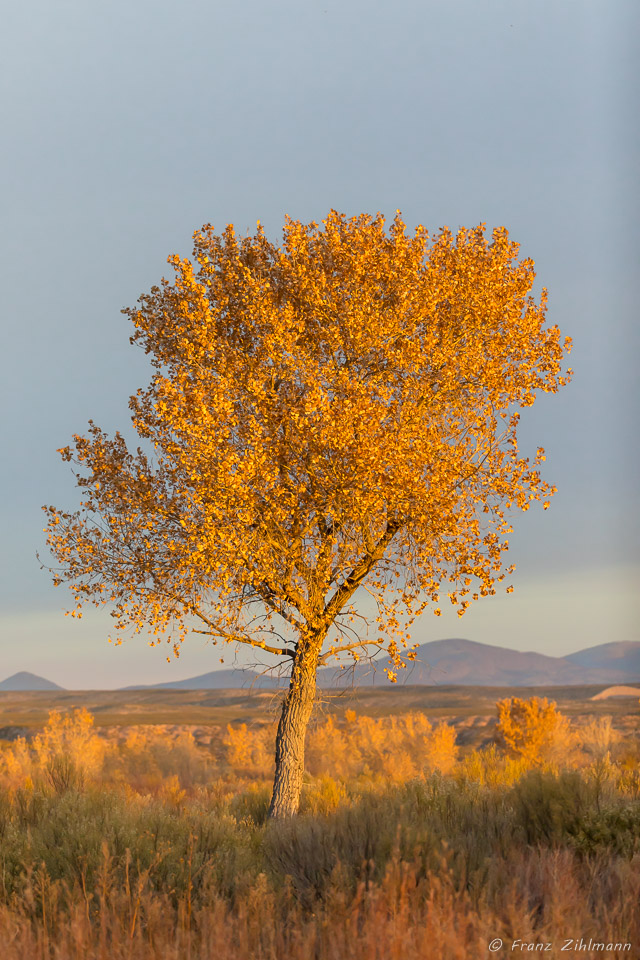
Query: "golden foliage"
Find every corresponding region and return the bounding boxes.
[222,723,273,777]
[43,212,572,675]
[305,710,458,780]
[496,696,572,767]
[0,708,106,793]
[0,713,210,796]
[1,706,637,800]
[300,774,348,815]
[574,716,620,761]
[217,710,459,782]
[456,744,530,788]
[0,708,460,792]
[114,726,207,792]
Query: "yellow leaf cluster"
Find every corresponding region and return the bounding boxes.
[496,696,571,766]
[0,708,106,793]
[305,710,458,780]
[43,212,572,673]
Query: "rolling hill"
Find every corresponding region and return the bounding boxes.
[0,671,65,692]
[121,638,640,689]
[121,667,281,691]
[3,639,638,691]
[319,638,640,687]
[565,641,640,676]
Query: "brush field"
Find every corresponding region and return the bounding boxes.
[1,683,638,736]
[0,686,638,959]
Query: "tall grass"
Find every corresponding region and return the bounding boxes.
[0,703,638,958]
[1,844,638,959]
[0,780,638,959]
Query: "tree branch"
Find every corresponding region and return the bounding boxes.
[191,629,294,658]
[189,605,296,658]
[254,580,306,632]
[318,638,385,666]
[322,520,401,625]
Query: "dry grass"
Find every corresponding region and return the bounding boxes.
[0,701,638,959]
[1,684,637,734]
[0,842,637,959]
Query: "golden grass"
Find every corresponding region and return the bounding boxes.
[0,844,637,959]
[0,701,638,959]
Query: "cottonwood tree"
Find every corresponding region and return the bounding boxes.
[44,212,572,817]
[496,696,571,766]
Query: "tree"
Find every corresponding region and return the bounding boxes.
[496,696,572,766]
[43,211,572,817]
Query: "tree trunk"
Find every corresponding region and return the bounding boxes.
[268,642,319,818]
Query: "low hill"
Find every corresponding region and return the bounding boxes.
[319,638,640,688]
[5,640,637,693]
[122,667,282,691]
[0,671,65,692]
[121,638,640,691]
[565,641,640,676]
[591,685,640,700]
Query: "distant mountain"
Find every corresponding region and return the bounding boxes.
[0,671,65,691]
[122,639,640,690]
[122,667,283,691]
[6,639,638,692]
[318,638,640,688]
[565,642,640,676]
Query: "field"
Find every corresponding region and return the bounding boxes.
[0,685,638,959]
[2,682,638,733]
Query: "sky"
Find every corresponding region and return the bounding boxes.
[1,0,638,689]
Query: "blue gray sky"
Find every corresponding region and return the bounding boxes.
[1,0,638,688]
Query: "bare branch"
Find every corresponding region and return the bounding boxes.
[323,520,401,625]
[318,638,385,666]
[191,629,294,658]
[190,605,295,658]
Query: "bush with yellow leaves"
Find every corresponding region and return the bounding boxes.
[456,744,529,788]
[0,708,107,793]
[496,696,572,767]
[217,710,459,783]
[574,716,620,762]
[222,723,274,778]
[305,710,458,781]
[110,726,209,793]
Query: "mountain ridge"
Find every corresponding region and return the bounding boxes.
[2,640,638,691]
[565,641,640,673]
[319,638,640,687]
[0,671,65,692]
[120,667,281,691]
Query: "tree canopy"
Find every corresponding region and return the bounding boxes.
[44,211,572,814]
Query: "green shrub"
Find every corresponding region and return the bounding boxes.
[509,770,594,845]
[230,782,271,826]
[571,804,640,858]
